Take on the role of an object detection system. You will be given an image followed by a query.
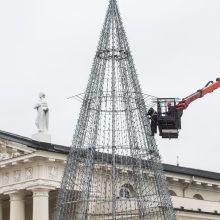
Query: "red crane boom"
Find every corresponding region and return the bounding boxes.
[152,77,220,139]
[176,78,220,110]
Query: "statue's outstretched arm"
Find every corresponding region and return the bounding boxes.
[34,103,40,109]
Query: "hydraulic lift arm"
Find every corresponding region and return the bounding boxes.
[176,78,220,110]
[153,77,220,139]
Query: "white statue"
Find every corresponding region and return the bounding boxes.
[34,92,49,132]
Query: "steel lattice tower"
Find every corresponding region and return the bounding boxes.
[54,0,176,219]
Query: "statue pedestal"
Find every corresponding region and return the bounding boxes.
[32,132,51,143]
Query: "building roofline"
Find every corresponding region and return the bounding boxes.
[162,163,220,182]
[0,129,220,181]
[0,129,69,154]
[175,208,220,216]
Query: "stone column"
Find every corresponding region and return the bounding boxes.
[9,192,25,220]
[32,189,50,220]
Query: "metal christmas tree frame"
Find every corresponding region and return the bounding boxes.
[54,0,176,219]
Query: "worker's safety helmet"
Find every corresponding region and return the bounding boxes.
[147,107,154,116]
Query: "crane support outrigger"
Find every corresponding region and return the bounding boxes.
[147,77,220,139]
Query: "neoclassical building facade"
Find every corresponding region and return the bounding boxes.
[0,130,220,220]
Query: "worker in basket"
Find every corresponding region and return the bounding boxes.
[147,107,158,136]
[166,102,176,116]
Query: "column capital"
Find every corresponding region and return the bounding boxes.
[4,190,25,201]
[27,186,55,191]
[28,187,54,197]
[32,190,49,198]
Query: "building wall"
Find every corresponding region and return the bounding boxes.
[0,140,220,219]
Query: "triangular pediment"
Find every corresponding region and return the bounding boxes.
[0,138,35,162]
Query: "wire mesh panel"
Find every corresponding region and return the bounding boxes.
[53,0,176,219]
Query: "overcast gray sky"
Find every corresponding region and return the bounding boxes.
[0,0,220,172]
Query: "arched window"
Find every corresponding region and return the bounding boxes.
[169,190,177,196]
[193,194,204,200]
[119,183,134,198]
[119,187,130,198]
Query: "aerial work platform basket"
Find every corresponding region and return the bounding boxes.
[157,98,182,139]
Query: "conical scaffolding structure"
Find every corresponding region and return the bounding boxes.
[54,0,176,219]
